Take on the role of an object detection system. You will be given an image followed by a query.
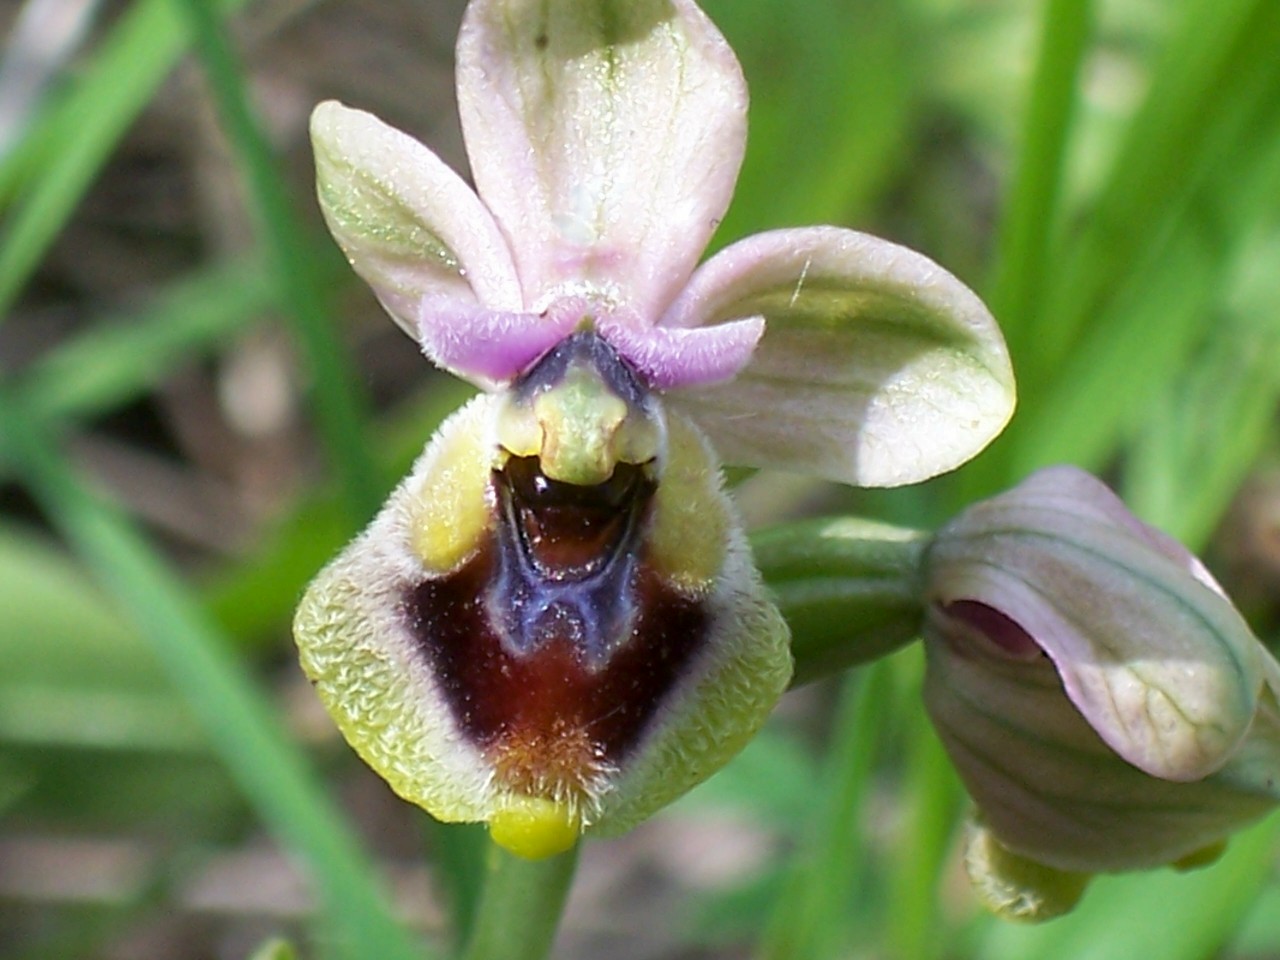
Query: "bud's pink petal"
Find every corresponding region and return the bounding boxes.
[310,101,522,339]
[928,467,1262,781]
[455,0,746,319]
[925,616,1280,872]
[662,227,1015,486]
[1005,465,1230,598]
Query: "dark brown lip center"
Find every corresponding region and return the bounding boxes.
[404,450,708,792]
[500,455,651,582]
[400,330,713,796]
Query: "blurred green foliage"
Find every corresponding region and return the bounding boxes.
[2,0,1279,956]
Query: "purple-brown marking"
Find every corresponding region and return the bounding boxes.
[404,456,711,797]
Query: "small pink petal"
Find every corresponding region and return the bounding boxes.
[456,0,746,318]
[597,315,764,390]
[416,297,580,389]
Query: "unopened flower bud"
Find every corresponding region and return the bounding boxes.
[922,466,1280,916]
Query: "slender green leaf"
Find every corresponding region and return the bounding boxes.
[1125,290,1280,546]
[887,651,963,960]
[987,0,1093,346]
[1031,0,1280,376]
[174,0,382,523]
[1003,50,1280,484]
[760,663,894,960]
[0,524,153,685]
[705,0,916,238]
[0,0,250,320]
[18,259,274,424]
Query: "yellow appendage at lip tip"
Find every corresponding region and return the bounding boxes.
[488,796,582,860]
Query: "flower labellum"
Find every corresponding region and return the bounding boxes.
[295,0,1015,858]
[922,466,1280,919]
[297,331,791,857]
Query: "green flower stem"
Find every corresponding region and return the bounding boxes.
[173,0,383,524]
[462,841,581,960]
[752,517,928,686]
[1,397,426,960]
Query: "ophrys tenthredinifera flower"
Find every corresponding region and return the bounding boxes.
[294,0,1015,858]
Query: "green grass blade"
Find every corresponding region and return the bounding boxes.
[2,398,428,960]
[1031,0,1279,374]
[886,653,963,960]
[760,662,894,960]
[986,0,1093,348]
[0,0,250,321]
[17,259,274,424]
[174,0,382,523]
[1124,254,1280,546]
[706,0,915,237]
[0,523,202,753]
[1009,224,1219,476]
[956,0,1280,502]
[0,524,154,686]
[1003,54,1280,482]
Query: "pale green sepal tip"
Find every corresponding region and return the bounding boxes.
[248,938,299,960]
[308,99,522,336]
[964,819,1090,923]
[1172,839,1228,871]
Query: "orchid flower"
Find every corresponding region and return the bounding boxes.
[923,466,1280,919]
[293,0,1015,859]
